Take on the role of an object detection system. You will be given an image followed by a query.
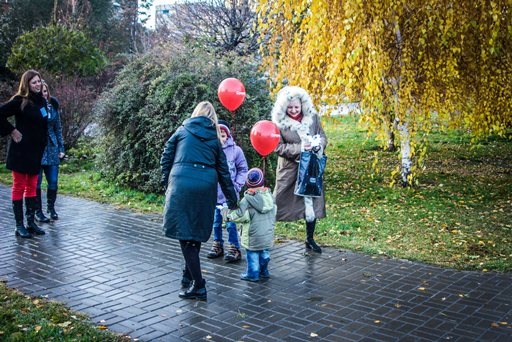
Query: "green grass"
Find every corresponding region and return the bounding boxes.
[0,115,510,339]
[0,280,130,341]
[318,116,511,271]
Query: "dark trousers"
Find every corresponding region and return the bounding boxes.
[180,240,203,283]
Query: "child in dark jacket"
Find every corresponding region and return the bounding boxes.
[227,168,276,281]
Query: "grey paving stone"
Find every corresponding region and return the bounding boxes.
[0,184,510,341]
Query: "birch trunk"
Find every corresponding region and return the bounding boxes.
[398,121,411,186]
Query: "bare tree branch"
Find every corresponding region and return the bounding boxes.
[158,0,259,56]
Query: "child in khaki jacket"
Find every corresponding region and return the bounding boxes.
[227,168,276,281]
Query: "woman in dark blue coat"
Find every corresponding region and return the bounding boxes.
[0,70,48,238]
[160,101,237,301]
[35,81,65,223]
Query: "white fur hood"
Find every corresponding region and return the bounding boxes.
[271,86,318,133]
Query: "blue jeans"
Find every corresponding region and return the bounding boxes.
[244,249,271,280]
[212,207,240,248]
[37,165,59,190]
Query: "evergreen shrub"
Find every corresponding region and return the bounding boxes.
[95,46,274,193]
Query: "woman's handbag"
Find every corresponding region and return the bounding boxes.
[294,151,327,197]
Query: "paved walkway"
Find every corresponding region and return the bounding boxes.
[0,184,511,341]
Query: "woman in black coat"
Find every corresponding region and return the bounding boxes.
[160,101,238,301]
[0,70,48,238]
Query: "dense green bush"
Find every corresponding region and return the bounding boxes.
[95,46,274,193]
[0,69,17,162]
[7,24,107,77]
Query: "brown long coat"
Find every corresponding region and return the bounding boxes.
[271,86,327,222]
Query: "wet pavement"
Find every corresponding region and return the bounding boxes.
[0,183,511,341]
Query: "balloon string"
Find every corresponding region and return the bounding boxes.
[230,110,236,137]
[262,157,266,184]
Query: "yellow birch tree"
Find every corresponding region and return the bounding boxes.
[257,0,512,185]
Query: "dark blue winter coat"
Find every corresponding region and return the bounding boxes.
[0,93,48,174]
[160,116,237,242]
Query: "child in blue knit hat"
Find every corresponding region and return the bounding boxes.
[227,168,276,281]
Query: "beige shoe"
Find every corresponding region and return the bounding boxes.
[206,241,224,259]
[224,244,241,263]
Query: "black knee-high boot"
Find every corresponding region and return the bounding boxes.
[47,189,58,220]
[178,240,207,300]
[13,200,32,238]
[35,188,50,223]
[25,197,46,235]
[305,219,322,253]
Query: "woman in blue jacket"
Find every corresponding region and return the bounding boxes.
[35,81,65,222]
[160,101,238,301]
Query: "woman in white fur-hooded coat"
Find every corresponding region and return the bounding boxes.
[271,86,327,253]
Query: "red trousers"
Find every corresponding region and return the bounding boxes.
[11,171,38,201]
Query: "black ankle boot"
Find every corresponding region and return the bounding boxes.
[179,279,207,300]
[25,197,46,235]
[35,210,50,223]
[47,189,58,220]
[13,200,32,238]
[35,188,50,223]
[305,220,322,253]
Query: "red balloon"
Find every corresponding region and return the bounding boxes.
[218,78,246,111]
[250,120,280,157]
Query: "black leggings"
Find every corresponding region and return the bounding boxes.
[180,240,202,283]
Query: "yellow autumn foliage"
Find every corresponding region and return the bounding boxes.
[257,0,511,178]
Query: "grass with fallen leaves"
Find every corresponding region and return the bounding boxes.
[299,116,511,271]
[0,280,131,341]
